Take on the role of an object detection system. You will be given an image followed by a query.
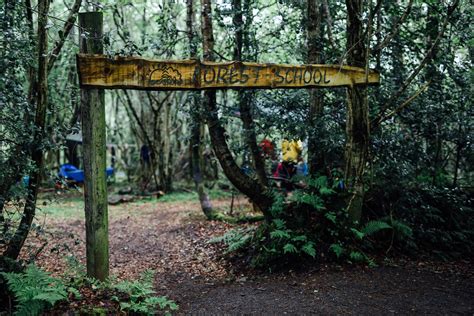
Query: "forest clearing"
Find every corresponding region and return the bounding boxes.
[1,0,472,314]
[21,191,474,314]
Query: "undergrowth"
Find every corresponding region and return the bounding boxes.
[1,265,70,316]
[1,257,178,315]
[210,175,468,268]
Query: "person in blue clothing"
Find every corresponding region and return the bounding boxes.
[296,156,308,177]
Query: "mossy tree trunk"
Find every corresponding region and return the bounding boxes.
[233,0,268,187]
[3,0,51,260]
[307,0,325,174]
[201,0,273,220]
[187,0,214,218]
[344,0,370,224]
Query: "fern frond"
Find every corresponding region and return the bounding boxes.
[329,243,344,258]
[349,251,366,263]
[270,229,291,239]
[301,242,316,258]
[361,220,392,236]
[390,219,413,239]
[283,243,297,254]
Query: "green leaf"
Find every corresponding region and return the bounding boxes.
[33,293,67,306]
[292,235,307,242]
[272,219,286,229]
[349,251,366,263]
[329,243,344,258]
[283,243,298,254]
[270,229,291,239]
[350,228,365,240]
[361,221,392,236]
[325,212,337,224]
[319,187,335,196]
[301,242,316,258]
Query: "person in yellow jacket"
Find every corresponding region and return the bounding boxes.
[281,139,303,163]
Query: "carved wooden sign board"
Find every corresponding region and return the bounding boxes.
[77,54,380,90]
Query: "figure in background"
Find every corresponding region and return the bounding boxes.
[273,160,297,191]
[140,144,151,190]
[273,160,297,180]
[110,145,116,169]
[296,156,308,177]
[271,139,306,192]
[282,139,303,164]
[259,138,278,175]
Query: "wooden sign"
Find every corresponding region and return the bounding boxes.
[77,54,380,90]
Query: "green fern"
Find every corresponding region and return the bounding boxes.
[329,243,345,258]
[209,227,254,254]
[114,270,178,314]
[349,251,366,263]
[361,220,392,236]
[283,243,298,254]
[270,229,291,239]
[389,219,413,239]
[1,264,68,316]
[350,228,365,240]
[272,219,286,230]
[291,235,307,242]
[319,186,335,196]
[325,212,337,224]
[227,234,252,253]
[301,242,316,258]
[291,191,325,210]
[307,176,328,189]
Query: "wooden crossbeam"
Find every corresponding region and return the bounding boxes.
[77,54,380,90]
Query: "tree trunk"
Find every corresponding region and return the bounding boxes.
[344,0,369,224]
[307,0,325,174]
[4,0,51,259]
[186,0,213,216]
[233,0,267,187]
[425,4,443,186]
[200,0,273,219]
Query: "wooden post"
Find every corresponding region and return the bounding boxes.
[79,12,109,281]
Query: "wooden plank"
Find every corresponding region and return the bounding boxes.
[79,13,109,281]
[77,54,380,90]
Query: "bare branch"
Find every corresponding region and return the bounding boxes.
[373,81,431,127]
[371,0,459,130]
[48,0,82,72]
[373,0,413,53]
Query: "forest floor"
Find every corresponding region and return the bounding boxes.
[22,190,474,315]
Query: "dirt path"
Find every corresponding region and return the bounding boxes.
[29,197,474,314]
[167,266,474,315]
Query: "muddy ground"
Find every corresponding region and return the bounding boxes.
[24,195,474,315]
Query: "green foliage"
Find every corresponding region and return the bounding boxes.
[250,218,318,267]
[329,243,344,258]
[113,270,178,315]
[62,259,178,315]
[361,221,392,237]
[1,265,68,316]
[365,186,473,258]
[213,175,433,267]
[209,227,255,253]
